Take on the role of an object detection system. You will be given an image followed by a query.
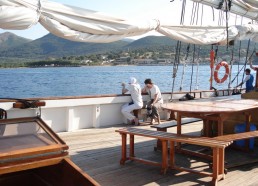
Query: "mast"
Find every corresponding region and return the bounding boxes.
[210,47,215,90]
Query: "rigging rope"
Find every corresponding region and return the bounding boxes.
[196,3,200,25]
[225,0,230,49]
[171,41,182,99]
[179,1,200,94]
[240,39,251,89]
[237,17,243,85]
[236,40,241,85]
[227,10,236,89]
[170,0,186,100]
[179,62,186,92]
[228,44,235,88]
[189,2,199,93]
[211,7,215,21]
[179,44,190,91]
[195,4,203,90]
[195,46,200,90]
[215,45,219,63]
[201,4,204,25]
[190,45,196,93]
[230,49,255,85]
[190,2,196,25]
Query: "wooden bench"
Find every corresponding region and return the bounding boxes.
[116,128,232,186]
[151,118,202,151]
[214,130,258,168]
[214,130,258,142]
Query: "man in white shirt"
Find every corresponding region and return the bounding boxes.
[142,79,163,124]
[121,77,143,125]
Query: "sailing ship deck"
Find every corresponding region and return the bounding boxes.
[59,121,258,186]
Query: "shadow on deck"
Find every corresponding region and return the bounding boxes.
[59,122,258,186]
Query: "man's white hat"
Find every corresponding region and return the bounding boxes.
[128,77,137,84]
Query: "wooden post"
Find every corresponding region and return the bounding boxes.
[245,112,252,150]
[176,112,182,149]
[203,119,209,137]
[212,148,219,186]
[217,115,223,136]
[207,120,212,137]
[169,141,175,169]
[120,133,127,165]
[161,140,168,174]
[155,128,167,151]
[130,134,135,157]
[169,111,176,120]
[219,148,225,180]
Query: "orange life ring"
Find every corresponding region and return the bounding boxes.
[214,61,229,83]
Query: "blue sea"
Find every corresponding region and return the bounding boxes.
[0,65,248,98]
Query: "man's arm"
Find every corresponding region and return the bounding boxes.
[141,86,148,93]
[236,75,250,87]
[122,83,128,94]
[250,62,258,71]
[151,94,158,105]
[249,58,258,71]
[236,82,243,87]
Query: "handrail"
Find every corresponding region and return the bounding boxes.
[0,88,244,102]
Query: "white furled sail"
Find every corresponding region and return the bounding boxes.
[0,0,158,43]
[192,0,258,20]
[1,0,258,44]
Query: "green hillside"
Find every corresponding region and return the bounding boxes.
[0,33,128,59]
[127,36,177,49]
[0,32,31,50]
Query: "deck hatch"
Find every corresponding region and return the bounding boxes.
[0,117,68,162]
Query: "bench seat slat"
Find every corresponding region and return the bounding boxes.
[214,131,258,141]
[116,128,231,148]
[117,128,228,147]
[155,133,230,147]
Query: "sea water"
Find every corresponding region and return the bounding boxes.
[0,65,248,98]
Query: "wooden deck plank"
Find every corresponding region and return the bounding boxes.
[58,122,258,186]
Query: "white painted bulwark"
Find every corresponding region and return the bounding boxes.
[41,107,67,132]
[0,90,232,132]
[93,105,100,128]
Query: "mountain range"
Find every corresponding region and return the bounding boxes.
[0,32,252,61]
[0,32,32,49]
[0,32,179,60]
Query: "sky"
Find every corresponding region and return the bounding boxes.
[0,0,251,40]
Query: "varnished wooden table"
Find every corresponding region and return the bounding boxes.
[162,96,258,151]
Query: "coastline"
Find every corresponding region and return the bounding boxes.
[0,63,216,69]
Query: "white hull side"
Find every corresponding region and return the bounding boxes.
[0,90,235,132]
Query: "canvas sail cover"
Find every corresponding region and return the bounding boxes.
[192,0,258,20]
[1,0,258,45]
